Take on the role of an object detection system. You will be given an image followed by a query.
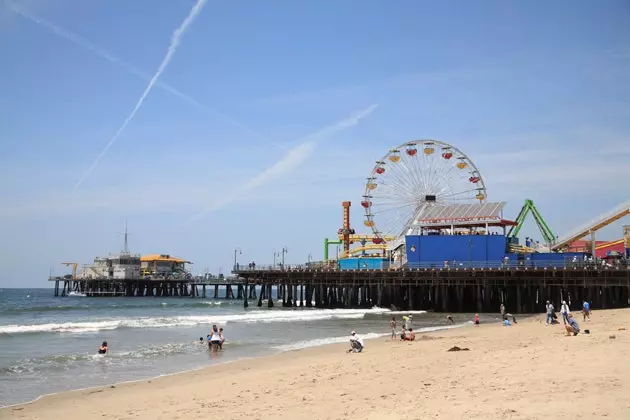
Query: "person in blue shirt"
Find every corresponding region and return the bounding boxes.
[582,301,591,321]
[565,313,580,336]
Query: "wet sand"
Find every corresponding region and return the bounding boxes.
[3,309,629,420]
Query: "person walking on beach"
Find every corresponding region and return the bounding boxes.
[500,303,506,320]
[583,300,591,321]
[389,317,397,339]
[560,300,570,325]
[545,301,554,326]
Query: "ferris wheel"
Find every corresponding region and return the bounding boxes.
[362,140,487,241]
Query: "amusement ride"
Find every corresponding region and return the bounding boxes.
[326,139,489,262]
[324,138,630,267]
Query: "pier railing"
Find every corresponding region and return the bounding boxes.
[48,275,243,283]
[234,259,628,272]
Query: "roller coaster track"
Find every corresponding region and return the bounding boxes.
[551,199,630,251]
[595,239,624,250]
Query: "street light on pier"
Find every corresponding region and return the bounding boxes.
[234,247,242,271]
[281,246,288,268]
[273,250,280,267]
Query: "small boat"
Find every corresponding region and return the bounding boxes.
[68,291,87,297]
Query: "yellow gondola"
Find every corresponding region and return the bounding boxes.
[366,183,377,190]
[456,162,467,169]
[424,146,435,155]
[364,220,374,227]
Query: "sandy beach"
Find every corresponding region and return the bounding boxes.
[3,309,629,420]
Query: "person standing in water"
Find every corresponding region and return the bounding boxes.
[218,328,225,350]
[98,341,108,354]
[389,317,397,339]
[210,325,221,352]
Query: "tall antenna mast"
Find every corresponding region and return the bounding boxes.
[124,220,129,253]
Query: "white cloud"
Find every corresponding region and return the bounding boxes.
[185,104,379,224]
[73,0,208,190]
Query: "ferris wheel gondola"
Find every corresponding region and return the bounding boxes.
[363,140,487,241]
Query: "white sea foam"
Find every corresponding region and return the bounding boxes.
[273,332,388,352]
[272,322,470,352]
[0,307,404,335]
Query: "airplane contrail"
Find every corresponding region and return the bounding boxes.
[185,104,379,224]
[71,0,208,191]
[3,0,282,150]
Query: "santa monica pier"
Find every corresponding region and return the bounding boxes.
[51,139,630,314]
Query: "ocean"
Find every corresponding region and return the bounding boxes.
[0,288,472,406]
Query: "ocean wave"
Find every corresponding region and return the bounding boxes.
[0,300,225,315]
[0,307,400,335]
[272,322,470,352]
[272,332,389,351]
[0,342,208,375]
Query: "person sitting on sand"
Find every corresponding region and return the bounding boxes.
[506,313,517,324]
[348,331,364,353]
[565,313,580,336]
[403,328,415,341]
[400,326,408,340]
[446,315,454,325]
[98,341,108,354]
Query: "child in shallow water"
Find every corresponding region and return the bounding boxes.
[98,341,108,354]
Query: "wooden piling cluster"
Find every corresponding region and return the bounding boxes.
[50,267,630,313]
[237,267,630,313]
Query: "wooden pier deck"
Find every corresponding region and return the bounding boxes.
[234,264,630,314]
[49,263,630,314]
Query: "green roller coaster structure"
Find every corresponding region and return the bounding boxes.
[507,199,555,245]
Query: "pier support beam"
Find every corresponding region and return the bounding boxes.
[267,284,274,308]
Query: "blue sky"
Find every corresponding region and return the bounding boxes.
[1,0,629,287]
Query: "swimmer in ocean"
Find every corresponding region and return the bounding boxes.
[98,341,108,354]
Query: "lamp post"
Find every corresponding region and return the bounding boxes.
[282,246,288,267]
[233,247,241,271]
[273,251,278,267]
[308,253,312,265]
